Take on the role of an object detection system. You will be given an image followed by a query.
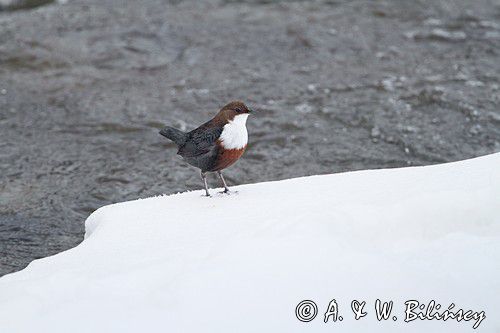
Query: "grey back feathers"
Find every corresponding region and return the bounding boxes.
[159,126,187,146]
[178,125,223,157]
[159,123,224,172]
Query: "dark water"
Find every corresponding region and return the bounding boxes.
[1,0,499,276]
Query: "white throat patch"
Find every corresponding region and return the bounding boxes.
[219,114,249,150]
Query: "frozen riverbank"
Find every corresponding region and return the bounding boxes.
[0,153,499,332]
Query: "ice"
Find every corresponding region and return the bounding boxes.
[0,153,499,332]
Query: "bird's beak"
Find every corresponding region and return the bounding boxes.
[248,108,255,114]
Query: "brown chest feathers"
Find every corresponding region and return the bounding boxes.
[209,141,247,172]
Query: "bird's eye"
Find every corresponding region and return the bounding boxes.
[235,108,243,113]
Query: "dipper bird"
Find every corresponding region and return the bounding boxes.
[159,101,253,196]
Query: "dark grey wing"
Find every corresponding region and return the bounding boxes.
[178,126,223,158]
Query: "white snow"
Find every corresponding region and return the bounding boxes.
[0,153,499,333]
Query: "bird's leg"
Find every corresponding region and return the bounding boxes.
[200,171,210,197]
[217,171,230,193]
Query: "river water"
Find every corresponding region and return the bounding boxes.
[1,0,499,276]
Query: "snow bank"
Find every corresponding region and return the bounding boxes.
[0,153,499,332]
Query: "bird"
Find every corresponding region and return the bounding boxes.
[159,101,253,196]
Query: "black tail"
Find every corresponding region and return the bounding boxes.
[159,126,187,146]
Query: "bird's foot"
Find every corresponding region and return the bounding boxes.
[219,188,238,195]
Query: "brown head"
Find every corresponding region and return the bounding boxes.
[213,101,253,123]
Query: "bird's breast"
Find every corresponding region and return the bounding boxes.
[210,144,247,171]
[218,114,248,150]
